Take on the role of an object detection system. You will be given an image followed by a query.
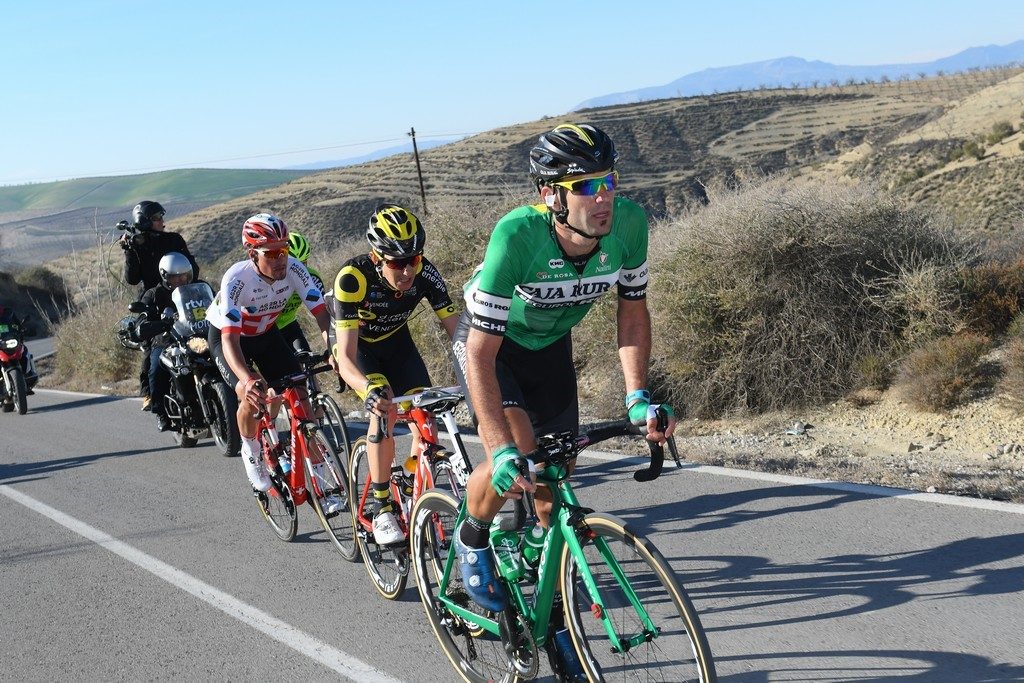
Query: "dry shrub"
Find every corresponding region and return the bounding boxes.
[853,353,894,390]
[959,257,1024,336]
[896,333,991,411]
[645,176,976,418]
[50,243,140,389]
[53,291,137,386]
[998,334,1024,414]
[15,266,67,299]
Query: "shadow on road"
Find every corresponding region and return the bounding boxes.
[27,394,124,414]
[570,462,1024,681]
[0,445,178,484]
[716,648,1023,682]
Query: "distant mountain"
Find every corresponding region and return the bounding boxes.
[284,137,462,170]
[576,39,1024,109]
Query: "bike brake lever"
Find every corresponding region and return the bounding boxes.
[368,414,388,443]
[633,438,665,483]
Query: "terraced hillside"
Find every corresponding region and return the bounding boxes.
[39,66,1024,282]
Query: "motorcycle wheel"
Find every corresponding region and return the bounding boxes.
[206,381,241,457]
[9,368,27,415]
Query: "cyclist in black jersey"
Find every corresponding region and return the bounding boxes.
[332,204,459,545]
[452,123,677,612]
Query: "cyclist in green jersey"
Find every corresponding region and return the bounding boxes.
[333,204,459,545]
[276,231,326,352]
[452,123,676,611]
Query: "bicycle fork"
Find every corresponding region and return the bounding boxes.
[560,514,661,655]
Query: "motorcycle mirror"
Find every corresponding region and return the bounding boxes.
[128,301,147,313]
[161,307,175,321]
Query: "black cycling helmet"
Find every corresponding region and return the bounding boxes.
[529,123,617,185]
[132,200,166,230]
[366,204,425,258]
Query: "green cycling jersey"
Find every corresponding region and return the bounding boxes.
[275,263,325,329]
[463,195,649,350]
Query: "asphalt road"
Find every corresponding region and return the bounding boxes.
[1,389,1023,681]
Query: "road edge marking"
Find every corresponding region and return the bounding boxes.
[0,484,403,682]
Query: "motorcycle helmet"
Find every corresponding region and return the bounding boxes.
[132,201,166,231]
[158,252,194,288]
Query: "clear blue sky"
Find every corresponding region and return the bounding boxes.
[3,0,1023,186]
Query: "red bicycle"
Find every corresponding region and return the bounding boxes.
[253,350,358,561]
[348,385,473,599]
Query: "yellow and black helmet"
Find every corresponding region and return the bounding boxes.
[366,203,425,258]
[288,231,311,262]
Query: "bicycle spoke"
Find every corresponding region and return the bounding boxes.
[410,491,516,683]
[561,514,716,682]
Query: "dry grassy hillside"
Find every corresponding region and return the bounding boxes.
[43,66,1023,287]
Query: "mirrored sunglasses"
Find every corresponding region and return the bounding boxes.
[255,246,289,259]
[382,254,421,270]
[553,171,619,196]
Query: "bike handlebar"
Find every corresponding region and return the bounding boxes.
[537,408,679,483]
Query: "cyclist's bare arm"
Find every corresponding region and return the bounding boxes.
[617,297,675,441]
[440,313,459,341]
[334,326,391,417]
[222,330,257,388]
[465,327,516,455]
[312,308,336,371]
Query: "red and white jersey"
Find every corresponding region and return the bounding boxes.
[207,258,326,336]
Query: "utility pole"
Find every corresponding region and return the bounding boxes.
[408,127,428,215]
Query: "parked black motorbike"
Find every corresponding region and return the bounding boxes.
[120,282,240,456]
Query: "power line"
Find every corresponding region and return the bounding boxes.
[4,130,482,186]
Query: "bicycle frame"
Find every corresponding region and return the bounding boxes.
[432,467,654,654]
[354,386,471,537]
[260,384,321,507]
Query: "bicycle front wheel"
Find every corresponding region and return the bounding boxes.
[348,437,408,599]
[255,428,298,541]
[560,512,716,682]
[303,425,359,562]
[410,490,519,683]
[315,393,350,465]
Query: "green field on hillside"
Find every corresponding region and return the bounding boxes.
[0,168,315,213]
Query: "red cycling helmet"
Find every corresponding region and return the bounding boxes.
[242,213,289,249]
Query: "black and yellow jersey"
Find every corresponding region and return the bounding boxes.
[332,254,457,343]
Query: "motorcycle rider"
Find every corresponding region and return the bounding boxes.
[120,200,200,412]
[0,304,39,394]
[136,253,202,432]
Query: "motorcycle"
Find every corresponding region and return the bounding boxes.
[125,282,241,456]
[0,315,36,415]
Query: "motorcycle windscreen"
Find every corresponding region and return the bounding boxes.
[171,282,215,338]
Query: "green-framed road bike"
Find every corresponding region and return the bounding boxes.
[409,422,716,682]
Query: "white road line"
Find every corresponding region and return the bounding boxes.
[0,485,403,683]
[457,433,1024,515]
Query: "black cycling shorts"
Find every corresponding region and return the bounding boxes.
[355,325,430,399]
[453,311,578,437]
[208,323,301,390]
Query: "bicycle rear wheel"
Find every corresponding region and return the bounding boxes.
[348,437,408,599]
[303,425,359,562]
[410,490,519,683]
[560,512,716,682]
